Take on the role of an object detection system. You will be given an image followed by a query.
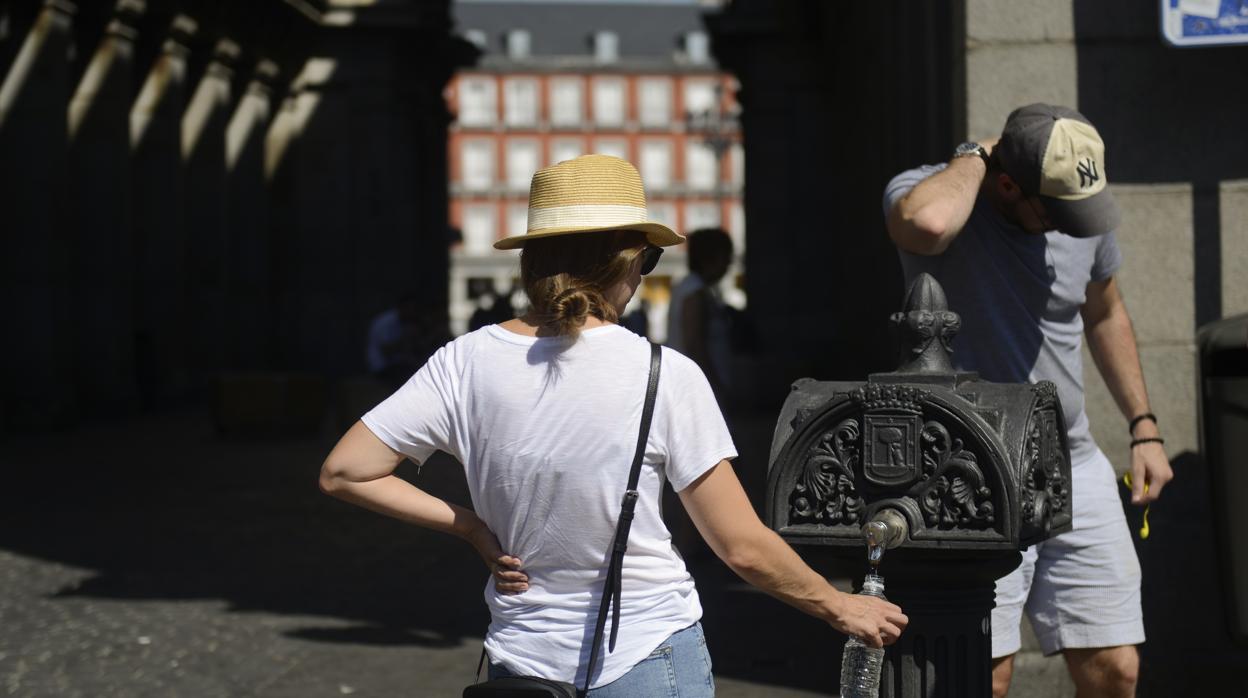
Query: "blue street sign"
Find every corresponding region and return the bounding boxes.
[1162,0,1248,47]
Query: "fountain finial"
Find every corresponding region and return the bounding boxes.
[889,273,961,374]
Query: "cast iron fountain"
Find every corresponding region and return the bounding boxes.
[766,273,1072,697]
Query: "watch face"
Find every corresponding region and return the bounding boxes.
[955,142,982,157]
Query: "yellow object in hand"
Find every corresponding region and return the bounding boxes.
[1121,472,1150,540]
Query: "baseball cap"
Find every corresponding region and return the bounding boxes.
[996,104,1121,237]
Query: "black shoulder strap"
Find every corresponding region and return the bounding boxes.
[582,342,662,695]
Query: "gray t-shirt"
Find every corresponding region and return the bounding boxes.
[882,164,1122,465]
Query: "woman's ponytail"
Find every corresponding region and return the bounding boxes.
[520,230,646,339]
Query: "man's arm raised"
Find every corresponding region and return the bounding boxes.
[885,139,996,256]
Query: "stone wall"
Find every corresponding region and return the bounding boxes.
[967,0,1247,471]
[707,0,964,392]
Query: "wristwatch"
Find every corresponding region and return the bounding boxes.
[952,141,990,167]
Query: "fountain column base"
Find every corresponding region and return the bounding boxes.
[855,552,1021,698]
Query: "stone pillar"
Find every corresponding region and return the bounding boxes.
[182,37,240,386]
[0,0,78,429]
[64,0,144,411]
[265,8,470,376]
[265,56,335,372]
[224,58,281,371]
[706,0,961,393]
[130,13,196,406]
[405,37,461,340]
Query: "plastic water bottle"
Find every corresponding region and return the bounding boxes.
[839,573,886,698]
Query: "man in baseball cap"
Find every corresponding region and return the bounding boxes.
[996,103,1122,238]
[881,104,1172,698]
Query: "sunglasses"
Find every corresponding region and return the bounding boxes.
[639,246,663,276]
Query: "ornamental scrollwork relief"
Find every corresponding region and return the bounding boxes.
[1021,408,1068,538]
[937,312,962,353]
[789,418,864,525]
[914,421,995,529]
[1030,380,1059,409]
[889,307,961,360]
[786,398,1001,533]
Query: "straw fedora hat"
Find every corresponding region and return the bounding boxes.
[493,154,684,250]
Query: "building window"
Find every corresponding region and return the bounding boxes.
[684,31,710,65]
[506,139,540,191]
[730,143,744,189]
[649,201,676,230]
[506,29,530,60]
[593,31,618,64]
[504,78,538,127]
[458,76,496,127]
[592,78,625,127]
[461,139,495,190]
[507,203,530,237]
[549,77,583,127]
[682,79,716,118]
[638,78,671,128]
[550,138,583,165]
[684,201,719,232]
[462,204,497,253]
[639,140,672,191]
[593,138,628,161]
[685,141,717,191]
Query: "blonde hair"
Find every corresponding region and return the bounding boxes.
[520,230,647,339]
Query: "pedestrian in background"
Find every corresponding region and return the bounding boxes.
[365,294,450,388]
[666,227,734,397]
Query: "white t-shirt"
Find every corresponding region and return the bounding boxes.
[361,324,737,688]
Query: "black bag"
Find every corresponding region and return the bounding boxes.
[463,343,662,698]
[462,676,577,698]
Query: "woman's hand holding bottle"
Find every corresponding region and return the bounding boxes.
[827,591,907,649]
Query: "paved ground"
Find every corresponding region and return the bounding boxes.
[1,407,1245,696]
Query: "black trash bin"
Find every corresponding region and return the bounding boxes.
[1197,313,1248,646]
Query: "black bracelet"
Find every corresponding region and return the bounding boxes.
[1128,413,1157,434]
[1130,437,1164,448]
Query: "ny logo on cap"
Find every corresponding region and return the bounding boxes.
[1076,158,1100,189]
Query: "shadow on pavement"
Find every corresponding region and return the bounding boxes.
[0,408,844,693]
[1,409,489,647]
[5,407,1245,696]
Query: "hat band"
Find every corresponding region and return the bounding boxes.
[527,204,649,232]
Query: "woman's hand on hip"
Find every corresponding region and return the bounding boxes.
[467,524,529,595]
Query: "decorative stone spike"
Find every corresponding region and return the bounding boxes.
[889,272,961,375]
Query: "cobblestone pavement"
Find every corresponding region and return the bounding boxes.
[2,409,1245,697]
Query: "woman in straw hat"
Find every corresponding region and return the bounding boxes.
[320,155,905,694]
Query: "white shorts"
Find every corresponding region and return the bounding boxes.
[991,448,1145,657]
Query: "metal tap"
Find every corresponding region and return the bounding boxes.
[862,509,908,565]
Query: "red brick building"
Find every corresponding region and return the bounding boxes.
[446,0,741,336]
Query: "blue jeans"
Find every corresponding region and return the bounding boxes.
[488,622,715,697]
